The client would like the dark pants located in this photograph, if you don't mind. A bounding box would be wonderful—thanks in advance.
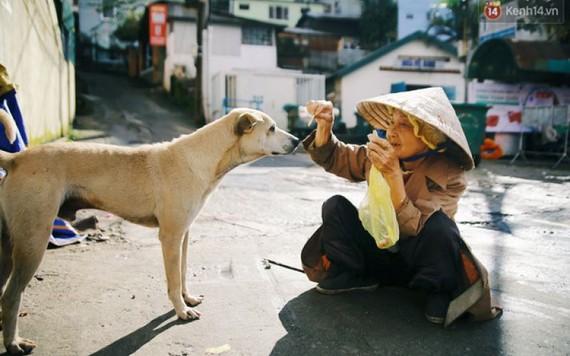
[319,195,462,294]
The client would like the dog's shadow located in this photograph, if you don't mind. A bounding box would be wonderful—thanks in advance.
[89,310,186,356]
[270,287,504,355]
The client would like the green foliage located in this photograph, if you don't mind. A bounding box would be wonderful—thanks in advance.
[90,0,147,16]
[516,0,570,43]
[430,0,569,45]
[113,12,142,43]
[88,0,148,43]
[359,0,398,50]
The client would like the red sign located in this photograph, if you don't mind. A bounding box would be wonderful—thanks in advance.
[484,1,502,21]
[149,4,167,46]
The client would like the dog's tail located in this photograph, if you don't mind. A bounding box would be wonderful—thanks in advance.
[0,109,17,145]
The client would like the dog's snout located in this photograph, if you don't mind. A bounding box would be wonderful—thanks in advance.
[291,136,300,147]
[283,136,300,154]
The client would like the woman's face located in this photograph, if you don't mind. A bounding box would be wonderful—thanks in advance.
[386,110,429,159]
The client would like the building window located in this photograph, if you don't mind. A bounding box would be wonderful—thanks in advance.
[269,6,288,20]
[239,3,250,10]
[242,25,273,46]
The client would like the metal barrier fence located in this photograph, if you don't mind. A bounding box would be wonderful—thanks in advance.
[511,105,569,168]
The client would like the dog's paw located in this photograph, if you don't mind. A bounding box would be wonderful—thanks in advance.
[176,306,202,321]
[184,294,204,307]
[6,337,37,355]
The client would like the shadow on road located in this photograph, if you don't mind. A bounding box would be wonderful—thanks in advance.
[270,287,504,355]
[89,310,186,356]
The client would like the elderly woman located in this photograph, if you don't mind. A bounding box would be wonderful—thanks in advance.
[301,87,501,326]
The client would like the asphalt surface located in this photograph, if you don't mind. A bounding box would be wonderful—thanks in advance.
[8,71,570,356]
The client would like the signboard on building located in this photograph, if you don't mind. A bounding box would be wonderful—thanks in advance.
[149,4,167,46]
[468,82,570,132]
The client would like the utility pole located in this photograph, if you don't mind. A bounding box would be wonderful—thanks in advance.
[462,0,470,103]
[194,0,208,126]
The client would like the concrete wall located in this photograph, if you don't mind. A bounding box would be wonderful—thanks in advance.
[202,22,279,121]
[211,69,324,129]
[340,40,464,128]
[0,0,75,145]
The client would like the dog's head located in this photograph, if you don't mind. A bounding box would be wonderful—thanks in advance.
[231,108,299,160]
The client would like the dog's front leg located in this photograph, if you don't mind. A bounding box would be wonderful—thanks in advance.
[181,230,204,307]
[159,229,202,320]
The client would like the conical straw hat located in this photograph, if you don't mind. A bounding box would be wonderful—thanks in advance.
[356,87,474,170]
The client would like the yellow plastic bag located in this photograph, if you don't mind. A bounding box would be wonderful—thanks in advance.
[358,166,399,249]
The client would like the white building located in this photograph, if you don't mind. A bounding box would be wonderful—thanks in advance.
[398,0,438,40]
[156,5,324,129]
[228,0,362,28]
[331,31,464,128]
[229,0,327,28]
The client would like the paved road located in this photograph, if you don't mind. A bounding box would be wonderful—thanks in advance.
[12,72,570,356]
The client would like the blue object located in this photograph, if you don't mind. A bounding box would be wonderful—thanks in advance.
[401,142,451,162]
[0,90,27,153]
[376,129,387,139]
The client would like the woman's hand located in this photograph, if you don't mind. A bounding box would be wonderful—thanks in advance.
[366,132,400,177]
[306,100,334,147]
[367,132,407,210]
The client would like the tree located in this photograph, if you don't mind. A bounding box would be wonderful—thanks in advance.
[359,0,398,50]
[91,0,148,16]
[430,0,570,45]
[427,0,480,46]
[113,11,142,44]
[86,0,148,44]
[516,0,570,43]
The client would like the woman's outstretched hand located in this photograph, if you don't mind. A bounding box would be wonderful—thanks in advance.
[306,100,334,147]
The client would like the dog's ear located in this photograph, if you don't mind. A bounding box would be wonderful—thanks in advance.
[236,112,263,135]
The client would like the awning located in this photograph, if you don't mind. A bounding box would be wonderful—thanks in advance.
[467,39,570,85]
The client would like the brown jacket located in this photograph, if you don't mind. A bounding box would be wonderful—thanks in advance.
[302,131,501,326]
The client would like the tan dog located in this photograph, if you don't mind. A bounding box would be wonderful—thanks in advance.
[0,108,299,354]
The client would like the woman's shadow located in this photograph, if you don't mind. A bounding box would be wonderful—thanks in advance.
[270,286,503,355]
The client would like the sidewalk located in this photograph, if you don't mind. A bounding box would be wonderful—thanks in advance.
[15,72,570,355]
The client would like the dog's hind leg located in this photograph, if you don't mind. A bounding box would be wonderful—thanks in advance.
[181,230,203,307]
[0,225,13,296]
[159,227,202,320]
[1,230,49,354]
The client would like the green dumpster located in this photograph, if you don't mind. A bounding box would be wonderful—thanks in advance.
[452,103,490,167]
[282,103,300,133]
